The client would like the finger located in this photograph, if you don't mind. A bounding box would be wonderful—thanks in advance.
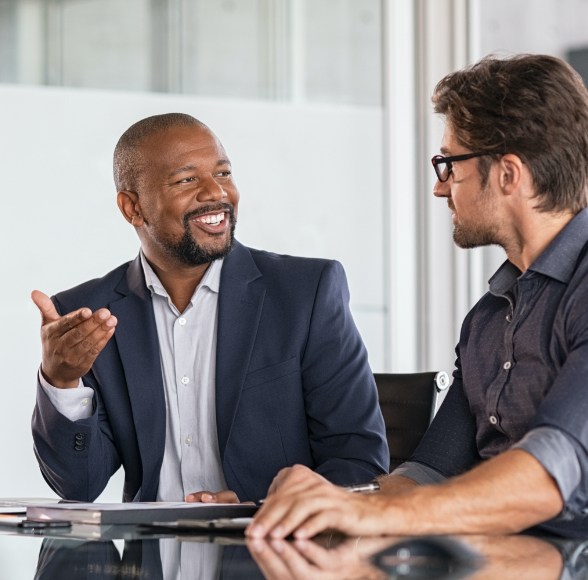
[70,323,117,368]
[185,491,214,503]
[247,495,294,538]
[55,310,116,352]
[40,306,96,345]
[42,321,116,386]
[269,493,346,539]
[293,539,341,569]
[248,474,336,538]
[267,467,294,496]
[247,539,294,580]
[212,490,240,503]
[271,540,320,578]
[31,290,61,324]
[293,509,340,540]
[185,490,240,503]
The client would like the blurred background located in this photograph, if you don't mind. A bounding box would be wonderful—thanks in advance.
[1,0,588,507]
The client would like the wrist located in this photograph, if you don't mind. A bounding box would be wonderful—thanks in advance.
[40,367,79,389]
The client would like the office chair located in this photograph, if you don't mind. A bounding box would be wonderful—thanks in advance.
[374,371,450,470]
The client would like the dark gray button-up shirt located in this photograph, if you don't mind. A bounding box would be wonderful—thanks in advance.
[398,208,588,530]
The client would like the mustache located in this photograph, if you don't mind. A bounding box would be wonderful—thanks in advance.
[184,203,235,225]
[448,200,455,212]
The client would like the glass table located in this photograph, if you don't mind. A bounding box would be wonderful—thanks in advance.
[0,523,586,579]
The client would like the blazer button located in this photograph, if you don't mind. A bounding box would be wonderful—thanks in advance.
[74,444,85,451]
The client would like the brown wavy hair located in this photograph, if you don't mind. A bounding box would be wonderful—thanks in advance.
[432,54,588,213]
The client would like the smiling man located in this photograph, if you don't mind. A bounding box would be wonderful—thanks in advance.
[248,54,588,539]
[31,113,388,504]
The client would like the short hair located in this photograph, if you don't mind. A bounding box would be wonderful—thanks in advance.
[113,113,208,192]
[432,54,588,213]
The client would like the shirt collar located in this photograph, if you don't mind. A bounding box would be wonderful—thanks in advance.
[139,250,223,300]
[488,208,588,295]
[527,208,588,283]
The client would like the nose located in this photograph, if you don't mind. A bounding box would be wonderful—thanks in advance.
[197,175,227,202]
[433,178,450,198]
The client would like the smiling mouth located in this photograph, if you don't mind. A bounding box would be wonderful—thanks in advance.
[194,211,225,226]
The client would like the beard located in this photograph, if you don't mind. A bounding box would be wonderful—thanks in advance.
[452,220,501,249]
[450,184,501,249]
[163,203,237,266]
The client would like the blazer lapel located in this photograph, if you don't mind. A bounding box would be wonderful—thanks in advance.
[110,256,166,500]
[216,242,265,458]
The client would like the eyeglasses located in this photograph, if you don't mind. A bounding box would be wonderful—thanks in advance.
[431,152,496,182]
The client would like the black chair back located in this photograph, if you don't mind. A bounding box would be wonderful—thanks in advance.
[374,371,450,470]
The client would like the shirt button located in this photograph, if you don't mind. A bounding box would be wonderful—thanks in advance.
[181,376,190,385]
[81,398,89,406]
[178,317,187,326]
[503,361,512,370]
[489,415,498,425]
[185,435,192,446]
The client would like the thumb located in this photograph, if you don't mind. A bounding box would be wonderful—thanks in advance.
[31,290,60,325]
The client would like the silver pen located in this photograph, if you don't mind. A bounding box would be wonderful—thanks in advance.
[343,481,381,494]
[257,481,380,505]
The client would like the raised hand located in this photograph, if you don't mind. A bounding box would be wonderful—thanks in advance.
[31,290,117,388]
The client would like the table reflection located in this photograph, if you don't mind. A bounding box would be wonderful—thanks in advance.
[28,530,588,580]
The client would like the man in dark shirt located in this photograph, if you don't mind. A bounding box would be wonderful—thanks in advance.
[247,53,588,538]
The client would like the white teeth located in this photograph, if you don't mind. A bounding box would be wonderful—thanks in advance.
[197,212,225,225]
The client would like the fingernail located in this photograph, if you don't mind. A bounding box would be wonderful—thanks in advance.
[294,528,309,539]
[247,524,264,538]
[202,494,215,502]
[270,526,285,538]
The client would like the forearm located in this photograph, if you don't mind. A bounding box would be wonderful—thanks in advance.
[386,449,563,535]
[376,473,419,495]
[32,383,118,501]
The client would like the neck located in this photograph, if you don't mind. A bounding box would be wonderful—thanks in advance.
[503,210,575,271]
[144,253,210,312]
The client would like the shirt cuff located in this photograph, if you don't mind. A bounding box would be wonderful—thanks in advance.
[513,426,581,501]
[392,461,447,485]
[38,369,94,422]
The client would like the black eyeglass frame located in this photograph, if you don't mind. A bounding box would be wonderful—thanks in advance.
[431,152,497,182]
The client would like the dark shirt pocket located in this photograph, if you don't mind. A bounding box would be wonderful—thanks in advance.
[242,357,299,390]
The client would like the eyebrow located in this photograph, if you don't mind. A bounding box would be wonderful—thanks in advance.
[439,147,450,155]
[168,159,231,178]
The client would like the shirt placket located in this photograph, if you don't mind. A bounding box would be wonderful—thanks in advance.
[487,279,537,431]
[485,289,518,431]
[174,308,198,496]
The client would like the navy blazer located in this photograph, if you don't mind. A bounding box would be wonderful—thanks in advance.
[32,242,388,502]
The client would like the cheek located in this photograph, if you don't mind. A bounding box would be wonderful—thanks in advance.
[229,191,240,213]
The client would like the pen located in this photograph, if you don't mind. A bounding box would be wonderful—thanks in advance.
[258,481,380,504]
[343,481,381,494]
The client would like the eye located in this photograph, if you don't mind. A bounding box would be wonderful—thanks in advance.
[216,170,232,178]
[177,176,197,184]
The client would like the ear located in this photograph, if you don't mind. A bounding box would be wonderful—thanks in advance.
[117,190,144,226]
[497,153,524,195]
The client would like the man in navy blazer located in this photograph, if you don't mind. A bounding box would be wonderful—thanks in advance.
[31,113,388,503]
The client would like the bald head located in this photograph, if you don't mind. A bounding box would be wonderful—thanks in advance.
[113,113,208,192]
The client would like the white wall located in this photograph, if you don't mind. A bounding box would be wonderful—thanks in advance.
[0,84,385,501]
